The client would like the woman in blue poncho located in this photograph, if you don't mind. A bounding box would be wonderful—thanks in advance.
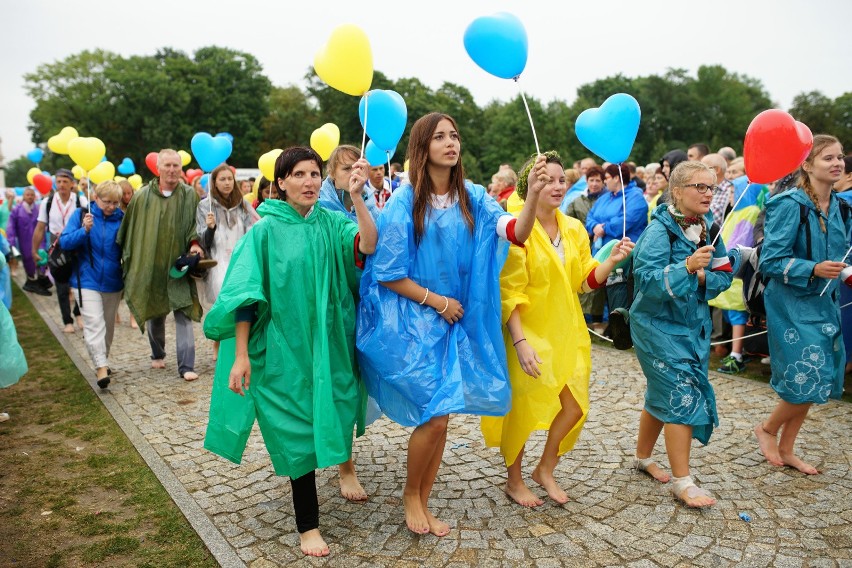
[357,112,545,536]
[630,161,736,508]
[754,135,850,475]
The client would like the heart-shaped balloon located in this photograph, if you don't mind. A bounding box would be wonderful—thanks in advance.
[33,174,53,196]
[178,149,192,167]
[128,174,143,190]
[310,124,340,161]
[365,140,395,167]
[191,132,233,172]
[359,90,407,152]
[113,176,126,182]
[47,126,79,155]
[313,24,373,96]
[215,132,234,143]
[145,152,160,176]
[117,157,135,175]
[27,148,44,164]
[575,93,641,164]
[464,12,528,80]
[26,167,41,185]
[185,168,203,183]
[258,149,284,181]
[68,137,106,171]
[89,161,116,184]
[200,174,211,190]
[743,110,813,184]
[72,165,85,180]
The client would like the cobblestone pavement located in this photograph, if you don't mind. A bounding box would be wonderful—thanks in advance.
[21,282,852,567]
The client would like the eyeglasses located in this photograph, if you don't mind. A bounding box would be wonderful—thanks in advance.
[682,183,718,194]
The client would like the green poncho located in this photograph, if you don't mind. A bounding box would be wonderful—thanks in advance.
[116,180,201,328]
[203,200,366,479]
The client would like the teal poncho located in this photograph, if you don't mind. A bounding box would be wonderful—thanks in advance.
[203,200,366,479]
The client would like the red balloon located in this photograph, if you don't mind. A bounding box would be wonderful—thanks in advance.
[743,110,813,184]
[186,168,203,183]
[33,174,53,195]
[145,152,160,176]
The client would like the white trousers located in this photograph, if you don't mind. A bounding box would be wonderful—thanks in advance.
[80,289,122,369]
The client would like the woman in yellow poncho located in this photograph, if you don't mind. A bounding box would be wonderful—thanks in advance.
[481,152,634,507]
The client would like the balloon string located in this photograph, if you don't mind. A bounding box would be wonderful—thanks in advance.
[819,243,852,297]
[360,94,369,159]
[516,81,541,156]
[711,179,750,247]
[617,165,626,240]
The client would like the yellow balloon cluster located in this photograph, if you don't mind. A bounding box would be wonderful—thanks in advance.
[89,161,115,184]
[310,124,340,161]
[128,174,143,190]
[68,137,106,171]
[72,165,86,180]
[313,24,373,96]
[258,149,283,181]
[47,126,79,155]
[178,149,192,167]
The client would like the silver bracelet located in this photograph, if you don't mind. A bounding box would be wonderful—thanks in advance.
[436,296,449,314]
[419,288,429,305]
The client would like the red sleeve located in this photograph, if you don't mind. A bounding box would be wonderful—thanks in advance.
[353,233,366,270]
[586,269,604,289]
[505,218,523,247]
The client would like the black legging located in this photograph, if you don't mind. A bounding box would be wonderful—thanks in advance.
[290,470,318,533]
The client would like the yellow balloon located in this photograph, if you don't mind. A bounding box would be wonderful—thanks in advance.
[310,124,340,161]
[89,161,116,184]
[68,137,106,171]
[313,24,373,96]
[128,174,143,190]
[26,167,42,185]
[113,176,127,182]
[72,165,86,180]
[47,126,79,155]
[258,149,283,181]
[178,150,192,167]
[403,159,409,172]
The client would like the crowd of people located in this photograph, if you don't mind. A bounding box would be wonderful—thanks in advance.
[1,115,850,558]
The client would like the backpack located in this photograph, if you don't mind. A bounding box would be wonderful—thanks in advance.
[741,200,851,320]
[47,206,92,306]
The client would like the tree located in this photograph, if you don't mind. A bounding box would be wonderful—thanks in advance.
[261,86,314,151]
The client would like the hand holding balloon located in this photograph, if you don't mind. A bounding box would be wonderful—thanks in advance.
[82,213,94,233]
[813,261,846,280]
[607,238,635,264]
[348,158,370,197]
[206,212,216,229]
[687,245,715,271]
[526,154,550,197]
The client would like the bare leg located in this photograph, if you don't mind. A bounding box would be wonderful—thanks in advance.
[755,400,808,467]
[404,415,447,535]
[420,418,450,536]
[532,386,582,504]
[635,409,670,482]
[298,529,329,557]
[213,340,220,362]
[505,446,543,507]
[338,457,368,501]
[664,423,715,507]
[777,403,818,474]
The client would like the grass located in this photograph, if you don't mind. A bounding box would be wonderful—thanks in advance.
[0,285,217,567]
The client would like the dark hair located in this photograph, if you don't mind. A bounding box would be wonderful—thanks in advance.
[688,143,710,158]
[585,165,604,181]
[255,177,275,205]
[844,155,852,174]
[210,164,243,209]
[604,163,631,182]
[407,113,473,244]
[274,147,324,199]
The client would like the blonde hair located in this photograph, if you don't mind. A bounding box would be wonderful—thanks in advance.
[494,169,518,186]
[669,161,717,241]
[565,168,580,185]
[799,134,843,232]
[95,180,122,201]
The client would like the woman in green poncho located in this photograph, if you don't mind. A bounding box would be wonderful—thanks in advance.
[203,147,377,557]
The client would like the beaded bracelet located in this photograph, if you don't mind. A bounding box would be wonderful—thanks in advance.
[685,256,697,275]
[419,288,430,305]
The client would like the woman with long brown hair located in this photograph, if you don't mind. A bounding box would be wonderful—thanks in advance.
[357,112,545,536]
[754,134,850,474]
[195,163,259,361]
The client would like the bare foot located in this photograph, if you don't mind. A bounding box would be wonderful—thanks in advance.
[779,451,819,475]
[674,484,716,508]
[298,529,330,557]
[130,317,138,330]
[339,470,368,502]
[151,359,166,369]
[504,480,544,507]
[403,491,429,534]
[639,461,671,483]
[76,317,84,330]
[754,423,783,466]
[424,509,450,537]
[531,465,569,504]
[63,324,75,334]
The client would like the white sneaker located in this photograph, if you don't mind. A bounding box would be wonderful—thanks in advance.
[760,356,770,365]
[0,412,9,422]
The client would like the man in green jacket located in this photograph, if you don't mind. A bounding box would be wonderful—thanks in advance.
[117,149,203,381]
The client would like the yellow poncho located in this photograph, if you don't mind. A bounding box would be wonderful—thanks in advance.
[481,212,598,466]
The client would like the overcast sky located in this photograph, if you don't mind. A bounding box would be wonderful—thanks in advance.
[1,0,848,164]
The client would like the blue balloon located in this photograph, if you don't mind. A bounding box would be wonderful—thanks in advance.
[215,132,234,143]
[191,132,233,172]
[365,140,395,167]
[15,187,24,196]
[200,173,211,190]
[117,157,136,175]
[463,12,528,80]
[27,148,44,164]
[359,90,407,152]
[575,93,641,164]
[101,155,108,162]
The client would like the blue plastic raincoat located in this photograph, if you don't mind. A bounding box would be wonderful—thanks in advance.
[630,204,737,444]
[584,181,648,243]
[356,182,512,427]
[0,254,26,387]
[761,189,852,404]
[318,176,381,222]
